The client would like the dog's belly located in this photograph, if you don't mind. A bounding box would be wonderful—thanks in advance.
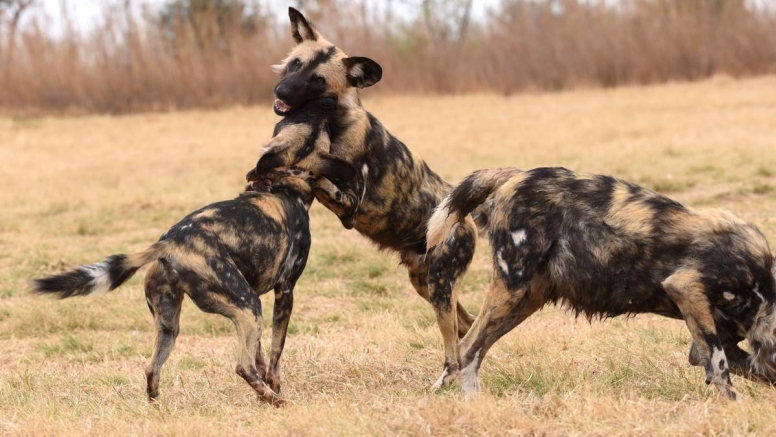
[552,274,683,320]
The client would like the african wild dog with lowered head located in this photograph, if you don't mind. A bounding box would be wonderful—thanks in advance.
[426,166,776,400]
[269,7,478,387]
[32,98,357,406]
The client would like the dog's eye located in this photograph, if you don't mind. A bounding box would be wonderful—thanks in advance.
[288,58,301,72]
[315,76,326,85]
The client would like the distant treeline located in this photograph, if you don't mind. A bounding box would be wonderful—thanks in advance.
[1,0,775,115]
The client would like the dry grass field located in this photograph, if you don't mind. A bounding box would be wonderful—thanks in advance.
[1,76,776,436]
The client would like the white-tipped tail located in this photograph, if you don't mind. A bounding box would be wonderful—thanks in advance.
[33,242,169,299]
[78,261,112,296]
[427,196,460,250]
[748,298,776,380]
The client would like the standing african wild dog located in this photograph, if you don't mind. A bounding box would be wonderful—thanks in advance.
[32,97,357,406]
[270,7,478,387]
[426,166,776,400]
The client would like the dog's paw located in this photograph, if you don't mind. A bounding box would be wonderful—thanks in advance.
[264,373,281,394]
[269,396,288,408]
[430,367,459,392]
[723,388,739,401]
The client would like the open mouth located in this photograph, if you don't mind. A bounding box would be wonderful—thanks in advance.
[274,99,292,115]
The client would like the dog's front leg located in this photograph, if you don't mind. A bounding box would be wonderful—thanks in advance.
[311,177,361,229]
[664,271,739,400]
[256,339,268,380]
[265,285,294,394]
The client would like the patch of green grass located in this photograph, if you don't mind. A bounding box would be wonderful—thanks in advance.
[97,374,131,387]
[753,184,774,195]
[176,356,207,371]
[642,176,696,194]
[357,298,395,313]
[485,360,583,398]
[755,166,774,177]
[350,277,390,297]
[408,341,426,350]
[57,305,106,331]
[598,355,703,401]
[287,322,300,335]
[689,163,724,177]
[364,261,389,279]
[460,268,492,293]
[109,341,139,358]
[185,316,234,336]
[403,311,436,330]
[37,335,94,358]
[663,147,682,158]
[12,117,44,129]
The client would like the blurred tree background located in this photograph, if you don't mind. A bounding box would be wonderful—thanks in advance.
[0,0,774,114]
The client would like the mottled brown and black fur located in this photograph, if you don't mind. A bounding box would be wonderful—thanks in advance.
[269,8,478,384]
[32,98,357,406]
[427,166,776,400]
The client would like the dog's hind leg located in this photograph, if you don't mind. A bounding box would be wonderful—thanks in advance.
[457,275,543,399]
[719,329,755,378]
[265,284,294,394]
[184,262,283,406]
[231,304,283,406]
[690,338,749,375]
[256,339,268,381]
[406,257,474,338]
[423,218,479,391]
[144,263,184,402]
[663,269,738,400]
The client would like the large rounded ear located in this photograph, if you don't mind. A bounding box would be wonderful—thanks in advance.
[288,7,318,43]
[313,153,357,183]
[343,57,383,88]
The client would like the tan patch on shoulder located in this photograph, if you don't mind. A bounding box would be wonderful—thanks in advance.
[247,196,286,223]
[192,208,218,220]
[333,109,370,160]
[605,183,654,239]
[313,130,331,153]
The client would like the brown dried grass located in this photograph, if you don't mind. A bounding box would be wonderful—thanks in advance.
[1,0,776,115]
[1,76,776,435]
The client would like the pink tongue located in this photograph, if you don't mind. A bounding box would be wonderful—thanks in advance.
[275,99,290,112]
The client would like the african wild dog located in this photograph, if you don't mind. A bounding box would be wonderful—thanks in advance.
[269,7,479,386]
[426,166,776,400]
[32,98,357,406]
[247,96,364,220]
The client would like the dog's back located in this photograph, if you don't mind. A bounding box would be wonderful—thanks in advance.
[156,186,312,295]
[483,167,775,320]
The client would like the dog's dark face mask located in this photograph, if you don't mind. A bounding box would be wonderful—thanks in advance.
[271,7,383,116]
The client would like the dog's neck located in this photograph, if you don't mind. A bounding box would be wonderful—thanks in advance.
[269,177,315,210]
[338,88,362,112]
[331,92,371,157]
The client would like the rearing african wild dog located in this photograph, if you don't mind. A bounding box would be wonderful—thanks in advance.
[32,97,357,405]
[427,166,776,400]
[271,6,477,385]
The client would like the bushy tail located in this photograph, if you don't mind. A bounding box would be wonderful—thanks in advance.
[748,261,776,381]
[427,167,521,250]
[32,241,170,298]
